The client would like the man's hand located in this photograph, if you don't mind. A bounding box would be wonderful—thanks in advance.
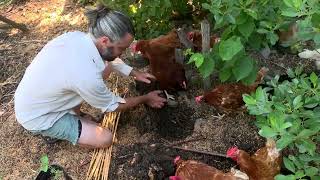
[131,70,156,84]
[145,90,167,108]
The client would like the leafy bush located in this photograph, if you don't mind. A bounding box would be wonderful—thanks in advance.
[243,68,320,179]
[101,0,206,39]
[188,0,320,84]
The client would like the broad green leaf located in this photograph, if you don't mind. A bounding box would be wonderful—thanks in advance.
[288,155,304,169]
[294,170,305,179]
[255,86,267,103]
[281,8,298,17]
[195,58,204,68]
[313,34,320,47]
[309,72,318,87]
[296,142,308,153]
[184,48,193,56]
[236,12,248,25]
[219,36,244,61]
[311,13,320,27]
[257,28,269,34]
[311,176,320,180]
[248,33,262,49]
[188,53,204,68]
[245,0,254,6]
[297,129,317,139]
[260,21,273,29]
[293,95,302,109]
[226,14,236,24]
[221,26,235,40]
[199,57,215,78]
[243,94,256,105]
[284,157,296,172]
[259,126,277,138]
[274,102,287,112]
[40,155,49,172]
[292,0,303,9]
[275,174,296,180]
[287,68,295,78]
[301,140,316,155]
[305,166,318,177]
[241,63,258,85]
[219,67,232,82]
[298,154,320,162]
[214,14,225,29]
[232,56,254,81]
[280,122,293,130]
[277,134,295,149]
[266,32,279,45]
[283,0,295,8]
[244,9,258,19]
[163,0,171,8]
[238,18,255,38]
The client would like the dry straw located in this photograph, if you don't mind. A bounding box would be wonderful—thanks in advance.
[86,77,122,180]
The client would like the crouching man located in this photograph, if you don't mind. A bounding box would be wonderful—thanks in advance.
[14,6,166,148]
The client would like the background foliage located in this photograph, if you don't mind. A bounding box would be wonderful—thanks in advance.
[244,68,320,179]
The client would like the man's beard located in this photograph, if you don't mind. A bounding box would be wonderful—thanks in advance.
[100,47,117,61]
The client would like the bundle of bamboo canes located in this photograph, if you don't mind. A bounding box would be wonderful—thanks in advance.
[86,79,123,180]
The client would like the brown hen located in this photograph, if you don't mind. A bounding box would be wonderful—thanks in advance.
[132,29,182,61]
[170,156,249,180]
[131,29,187,91]
[195,67,268,113]
[227,139,282,180]
[187,31,220,52]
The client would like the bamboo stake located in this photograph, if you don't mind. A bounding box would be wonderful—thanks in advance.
[86,76,124,180]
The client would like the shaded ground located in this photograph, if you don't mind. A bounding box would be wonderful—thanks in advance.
[0,1,318,180]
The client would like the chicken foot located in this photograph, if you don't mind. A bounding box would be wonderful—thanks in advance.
[212,113,225,120]
[164,90,175,100]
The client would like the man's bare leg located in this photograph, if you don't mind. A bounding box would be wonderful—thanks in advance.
[77,117,113,148]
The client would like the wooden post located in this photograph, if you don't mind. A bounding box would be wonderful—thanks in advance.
[175,28,194,64]
[0,15,29,32]
[201,20,211,90]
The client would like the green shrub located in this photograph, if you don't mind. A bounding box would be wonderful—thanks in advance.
[243,68,320,179]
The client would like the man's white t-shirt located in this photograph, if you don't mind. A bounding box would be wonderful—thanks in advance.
[14,31,132,131]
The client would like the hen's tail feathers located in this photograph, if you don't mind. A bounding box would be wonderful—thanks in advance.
[266,138,281,159]
[231,168,249,180]
[253,67,269,86]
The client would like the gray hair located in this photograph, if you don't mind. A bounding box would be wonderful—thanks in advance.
[85,5,135,42]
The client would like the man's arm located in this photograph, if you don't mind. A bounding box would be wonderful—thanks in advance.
[108,58,133,77]
[114,96,147,112]
[115,91,166,111]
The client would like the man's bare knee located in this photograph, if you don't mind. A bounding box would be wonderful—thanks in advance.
[96,130,112,148]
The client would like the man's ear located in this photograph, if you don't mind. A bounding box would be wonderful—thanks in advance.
[98,36,111,47]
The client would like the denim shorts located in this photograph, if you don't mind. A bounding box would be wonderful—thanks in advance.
[32,113,82,145]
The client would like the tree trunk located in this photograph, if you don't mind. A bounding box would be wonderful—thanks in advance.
[0,15,29,32]
[201,20,211,90]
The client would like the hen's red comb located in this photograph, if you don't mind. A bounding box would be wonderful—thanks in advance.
[130,42,137,53]
[187,32,194,40]
[174,156,181,165]
[227,147,239,156]
[169,176,182,180]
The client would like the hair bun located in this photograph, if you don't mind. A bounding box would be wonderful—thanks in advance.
[85,4,112,27]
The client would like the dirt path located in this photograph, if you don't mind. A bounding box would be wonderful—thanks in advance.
[0,1,92,179]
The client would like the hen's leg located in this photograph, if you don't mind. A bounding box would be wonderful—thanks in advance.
[212,113,226,120]
[164,90,175,100]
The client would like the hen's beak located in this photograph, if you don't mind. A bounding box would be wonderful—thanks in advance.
[130,42,141,55]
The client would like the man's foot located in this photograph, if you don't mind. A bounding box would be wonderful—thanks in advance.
[41,136,61,144]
